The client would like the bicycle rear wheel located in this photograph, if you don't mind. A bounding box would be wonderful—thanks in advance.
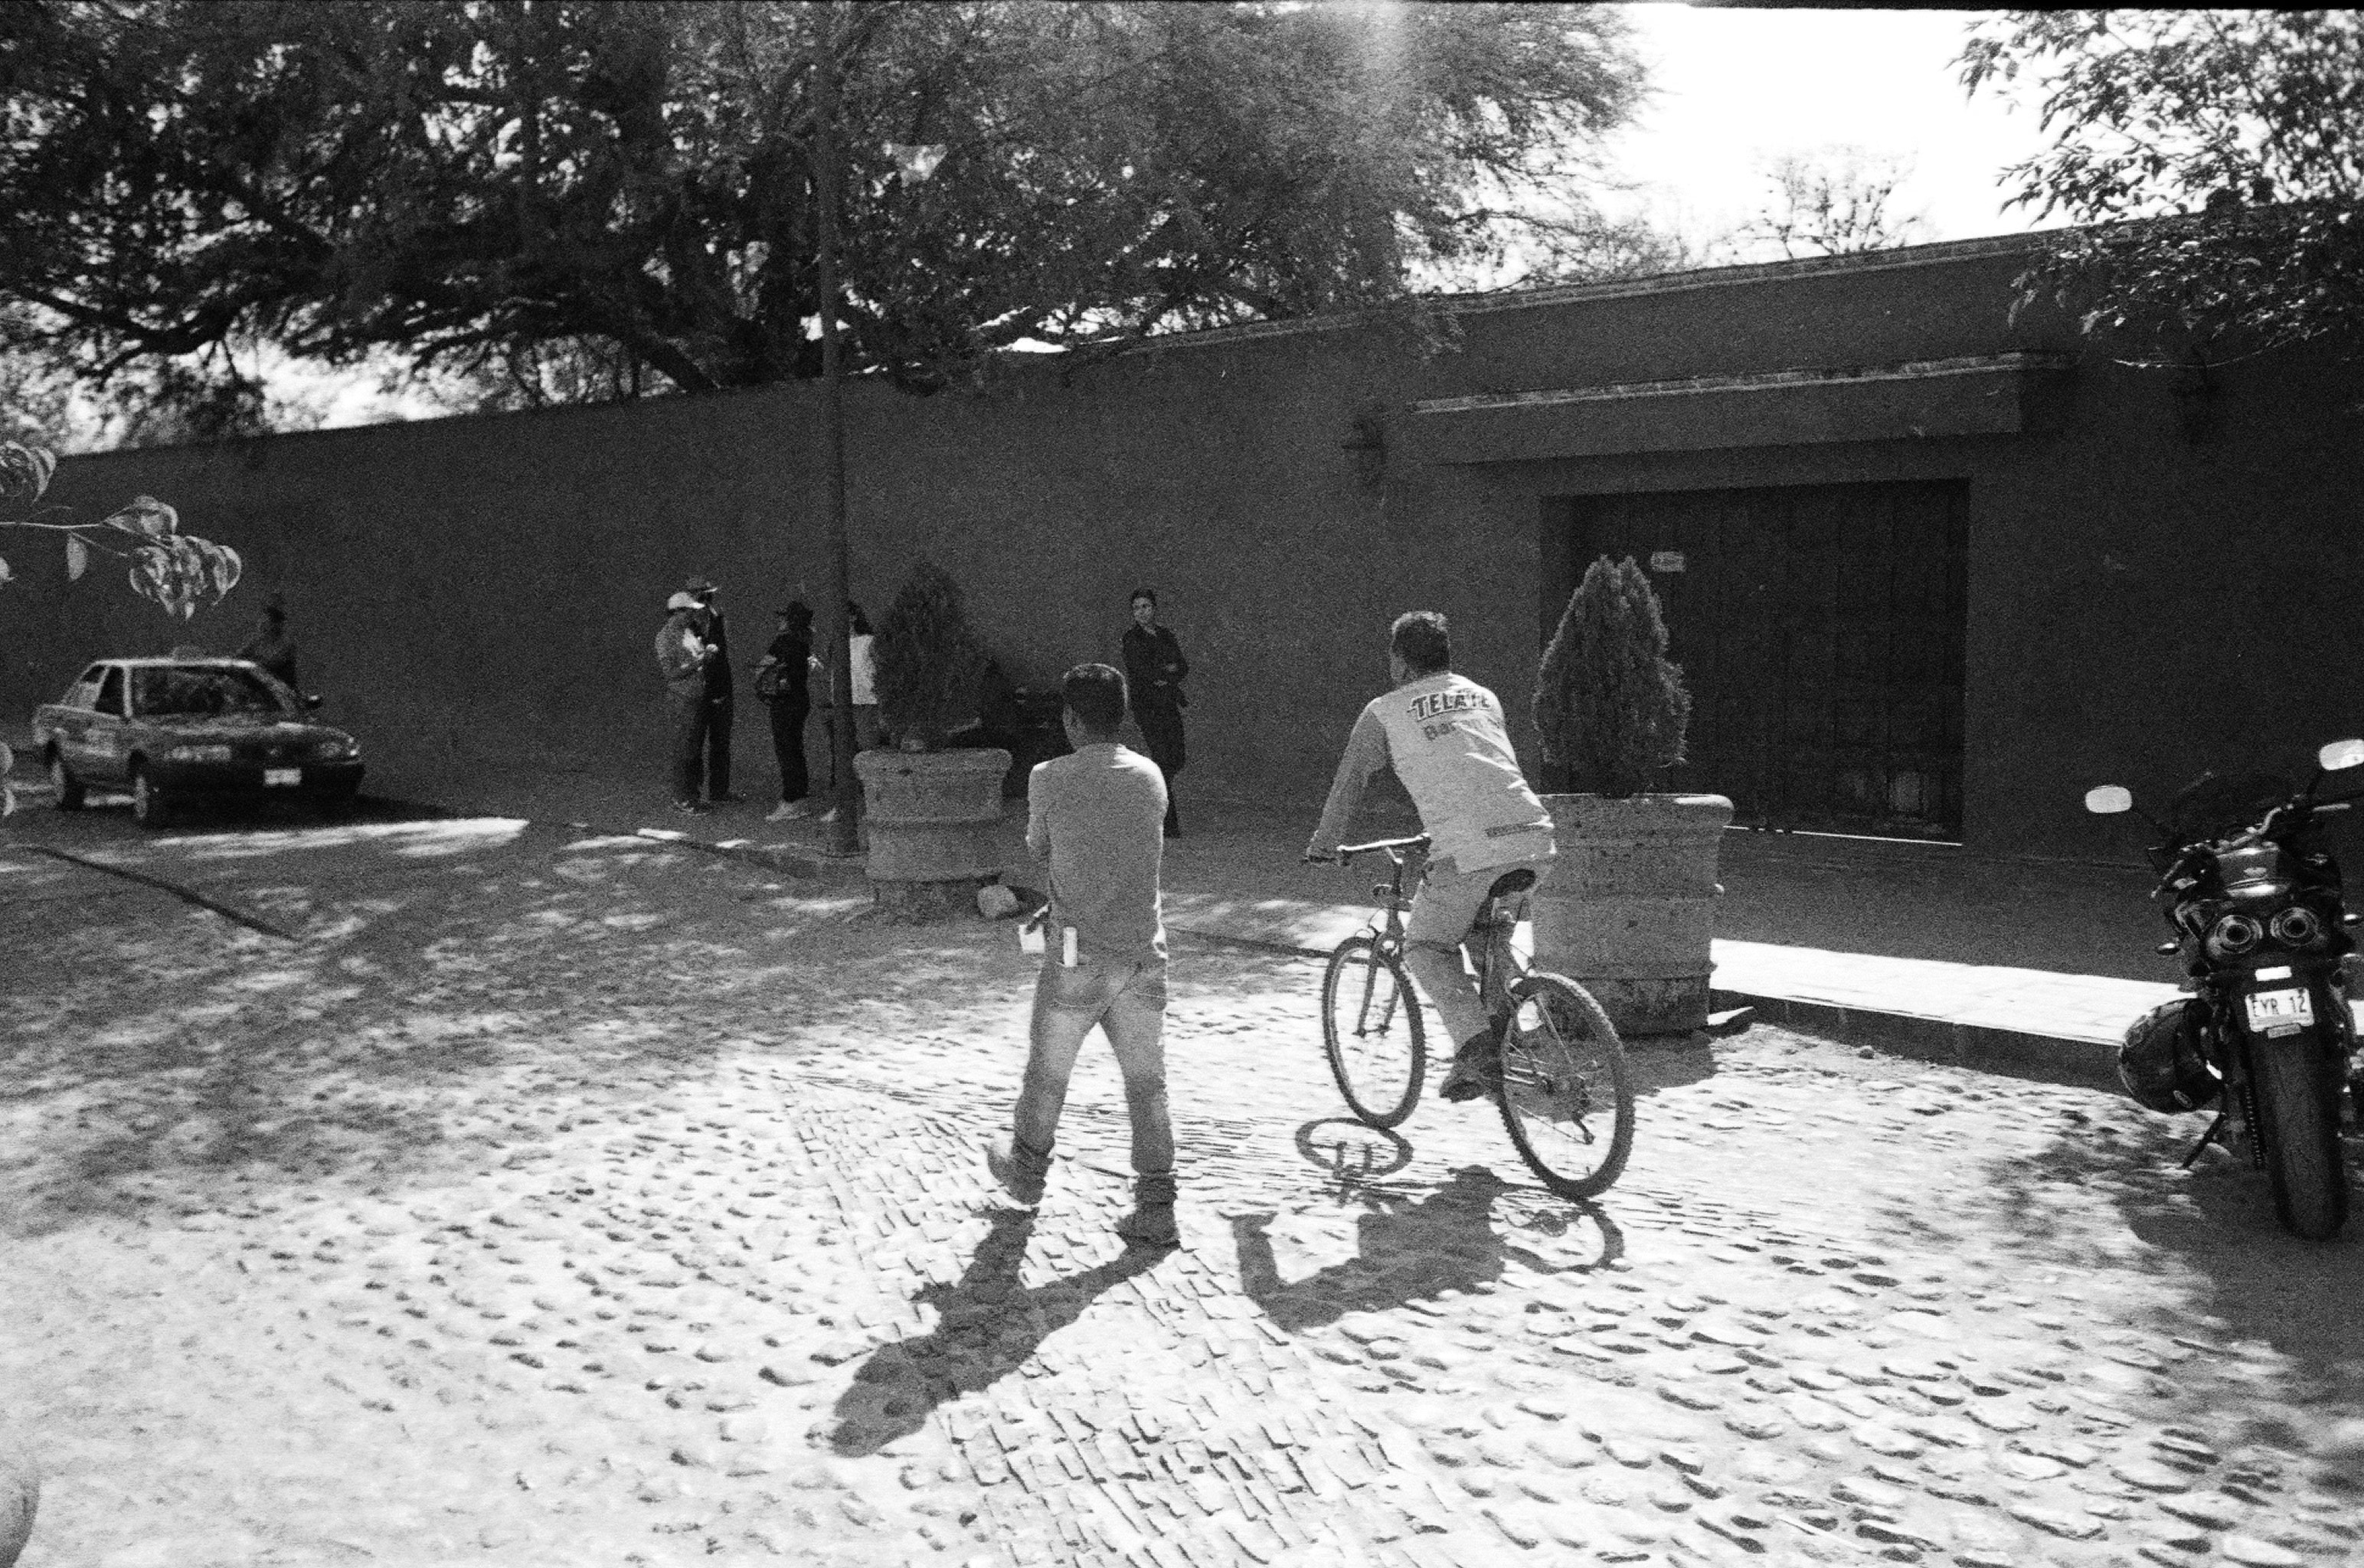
[1495,972,1634,1200]
[1321,936,1427,1129]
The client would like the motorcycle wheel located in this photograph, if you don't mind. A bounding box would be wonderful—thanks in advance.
[2248,1035,2350,1242]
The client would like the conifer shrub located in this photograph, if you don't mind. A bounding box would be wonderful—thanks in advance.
[872,557,987,751]
[1533,554,1692,799]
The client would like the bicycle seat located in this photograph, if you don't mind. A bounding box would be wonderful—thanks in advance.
[1486,868,1538,900]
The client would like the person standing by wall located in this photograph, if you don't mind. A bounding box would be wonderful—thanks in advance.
[986,662,1179,1248]
[655,590,716,813]
[1121,587,1189,838]
[237,596,301,692]
[687,577,741,802]
[821,601,876,826]
[757,601,821,821]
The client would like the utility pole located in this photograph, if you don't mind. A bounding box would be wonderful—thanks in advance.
[813,4,860,855]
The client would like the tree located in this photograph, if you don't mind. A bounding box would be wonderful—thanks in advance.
[0,435,243,616]
[0,1,1650,423]
[1737,147,1930,261]
[1532,555,1690,799]
[1960,11,2364,355]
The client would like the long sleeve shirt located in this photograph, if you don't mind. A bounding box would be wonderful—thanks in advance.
[1310,671,1554,873]
[1122,624,1189,716]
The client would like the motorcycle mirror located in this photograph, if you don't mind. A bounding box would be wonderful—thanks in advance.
[2084,786,2135,815]
[2318,738,2364,773]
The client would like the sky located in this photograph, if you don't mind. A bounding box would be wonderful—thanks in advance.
[73,4,2079,438]
[1599,5,2061,256]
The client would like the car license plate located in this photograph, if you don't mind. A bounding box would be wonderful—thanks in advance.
[2245,985,2314,1036]
[263,767,302,787]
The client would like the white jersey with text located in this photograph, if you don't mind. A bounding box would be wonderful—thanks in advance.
[1312,670,1554,873]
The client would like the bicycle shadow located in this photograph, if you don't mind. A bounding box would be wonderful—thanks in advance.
[1231,1148,1624,1333]
[826,1208,1170,1455]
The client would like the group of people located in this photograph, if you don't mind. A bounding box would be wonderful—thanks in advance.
[989,607,1557,1249]
[653,580,1195,835]
[653,580,880,818]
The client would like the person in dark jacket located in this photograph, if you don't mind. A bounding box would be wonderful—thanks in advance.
[237,598,301,692]
[758,602,821,820]
[686,577,741,802]
[1120,587,1189,837]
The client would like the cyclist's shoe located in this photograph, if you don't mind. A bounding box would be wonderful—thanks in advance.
[1439,1031,1503,1102]
[985,1133,1052,1208]
[1117,1171,1180,1248]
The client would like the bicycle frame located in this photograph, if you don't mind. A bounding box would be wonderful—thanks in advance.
[1352,836,1531,1015]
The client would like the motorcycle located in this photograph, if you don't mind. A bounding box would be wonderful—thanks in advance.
[2087,737,2364,1240]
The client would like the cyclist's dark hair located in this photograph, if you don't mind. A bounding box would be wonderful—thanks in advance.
[1129,587,1156,609]
[1062,662,1128,733]
[1390,611,1450,674]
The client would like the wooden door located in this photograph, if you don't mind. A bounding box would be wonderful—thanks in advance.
[1542,481,1967,839]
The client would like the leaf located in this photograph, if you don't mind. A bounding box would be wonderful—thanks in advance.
[205,543,242,599]
[66,533,88,582]
[101,495,180,538]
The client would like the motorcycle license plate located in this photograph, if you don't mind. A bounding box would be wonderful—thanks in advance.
[263,767,301,787]
[2244,986,2314,1036]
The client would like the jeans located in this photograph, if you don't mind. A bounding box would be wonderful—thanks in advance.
[666,691,710,805]
[1402,851,1556,1049]
[1012,956,1172,1178]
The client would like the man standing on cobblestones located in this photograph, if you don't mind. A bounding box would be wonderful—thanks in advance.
[987,662,1179,1248]
[1307,610,1557,1102]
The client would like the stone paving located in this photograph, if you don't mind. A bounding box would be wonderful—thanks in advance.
[2,814,2362,1567]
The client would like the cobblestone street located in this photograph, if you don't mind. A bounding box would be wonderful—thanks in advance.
[2,816,2360,1568]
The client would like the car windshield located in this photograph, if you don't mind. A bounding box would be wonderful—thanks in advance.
[132,666,289,720]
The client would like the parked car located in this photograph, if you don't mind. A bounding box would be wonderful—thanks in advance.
[31,657,364,828]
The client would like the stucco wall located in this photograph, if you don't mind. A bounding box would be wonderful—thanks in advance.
[9,237,2361,861]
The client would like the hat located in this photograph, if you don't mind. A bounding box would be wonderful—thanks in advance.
[665,591,701,611]
[682,577,719,596]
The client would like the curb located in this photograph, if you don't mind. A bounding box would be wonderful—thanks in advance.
[1710,988,2122,1093]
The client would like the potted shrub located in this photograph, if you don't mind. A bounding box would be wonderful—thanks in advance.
[1530,554,1732,1035]
[854,558,1012,919]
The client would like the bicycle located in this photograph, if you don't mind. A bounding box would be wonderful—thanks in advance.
[1308,834,1636,1200]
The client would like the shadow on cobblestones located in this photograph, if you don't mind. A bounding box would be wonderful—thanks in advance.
[826,1209,1170,1456]
[1899,1104,2364,1420]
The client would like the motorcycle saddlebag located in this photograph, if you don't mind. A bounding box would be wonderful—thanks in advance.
[2118,998,2217,1112]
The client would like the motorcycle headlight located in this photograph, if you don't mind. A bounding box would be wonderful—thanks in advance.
[2205,913,2264,958]
[166,743,232,763]
[311,737,359,761]
[2270,906,2325,949]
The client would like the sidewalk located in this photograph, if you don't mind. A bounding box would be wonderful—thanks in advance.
[2,745,2202,1086]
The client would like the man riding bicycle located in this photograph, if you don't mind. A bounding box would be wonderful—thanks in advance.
[1305,611,1557,1102]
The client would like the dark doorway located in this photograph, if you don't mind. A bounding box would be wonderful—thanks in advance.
[1542,481,1968,840]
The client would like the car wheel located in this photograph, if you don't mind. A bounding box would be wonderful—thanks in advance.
[129,764,170,828]
[47,749,85,812]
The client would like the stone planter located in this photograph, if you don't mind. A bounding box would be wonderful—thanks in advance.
[855,746,1013,920]
[1532,792,1733,1037]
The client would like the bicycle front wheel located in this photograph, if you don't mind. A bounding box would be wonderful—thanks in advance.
[1320,937,1427,1129]
[1496,972,1634,1200]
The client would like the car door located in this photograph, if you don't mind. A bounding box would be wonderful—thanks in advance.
[85,665,131,785]
[46,665,107,773]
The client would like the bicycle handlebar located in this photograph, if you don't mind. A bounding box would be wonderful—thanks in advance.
[1317,835,1430,863]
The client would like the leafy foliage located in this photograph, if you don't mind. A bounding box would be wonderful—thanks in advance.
[0,1,1649,420]
[1960,11,2364,354]
[0,436,240,617]
[871,557,986,752]
[1532,555,1690,800]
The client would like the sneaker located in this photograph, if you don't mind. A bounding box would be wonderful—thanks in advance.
[1438,1030,1502,1103]
[1117,1172,1180,1248]
[672,800,707,815]
[985,1134,1051,1207]
[818,807,841,824]
[765,800,814,822]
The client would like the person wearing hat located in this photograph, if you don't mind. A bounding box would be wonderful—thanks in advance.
[656,589,718,813]
[685,577,742,803]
